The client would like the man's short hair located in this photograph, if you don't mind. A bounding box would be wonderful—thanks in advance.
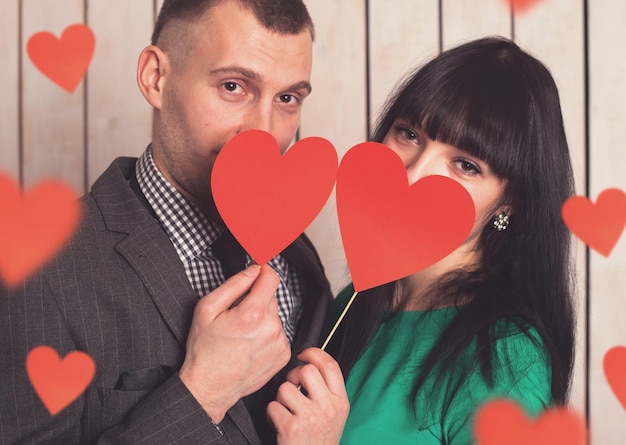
[151,0,315,45]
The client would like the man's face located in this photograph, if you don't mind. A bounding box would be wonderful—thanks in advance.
[151,1,313,217]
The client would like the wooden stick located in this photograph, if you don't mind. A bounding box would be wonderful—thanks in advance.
[320,290,359,351]
[296,290,359,392]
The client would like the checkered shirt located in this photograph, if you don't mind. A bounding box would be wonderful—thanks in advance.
[135,146,303,342]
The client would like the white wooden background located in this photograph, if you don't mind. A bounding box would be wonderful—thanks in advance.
[1,0,625,443]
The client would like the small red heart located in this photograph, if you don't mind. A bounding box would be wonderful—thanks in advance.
[26,24,95,93]
[26,346,96,416]
[212,130,338,264]
[336,142,475,291]
[603,346,626,411]
[503,0,543,13]
[475,399,587,445]
[0,173,81,287]
[562,188,626,257]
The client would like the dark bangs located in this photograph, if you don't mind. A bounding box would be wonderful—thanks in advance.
[372,39,535,181]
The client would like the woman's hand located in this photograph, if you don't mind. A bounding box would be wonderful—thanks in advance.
[267,348,350,445]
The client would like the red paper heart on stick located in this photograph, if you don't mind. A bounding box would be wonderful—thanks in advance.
[562,188,626,257]
[603,346,626,411]
[0,173,81,287]
[26,24,95,93]
[336,142,475,291]
[26,346,96,415]
[212,130,338,264]
[474,399,587,445]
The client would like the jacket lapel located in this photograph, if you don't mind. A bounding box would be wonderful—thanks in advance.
[92,157,198,346]
[115,230,197,345]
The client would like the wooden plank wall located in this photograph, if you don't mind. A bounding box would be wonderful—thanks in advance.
[587,1,626,443]
[1,1,625,442]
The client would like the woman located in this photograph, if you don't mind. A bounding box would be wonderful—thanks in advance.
[268,36,576,445]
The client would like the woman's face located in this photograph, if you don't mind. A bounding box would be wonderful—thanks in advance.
[382,119,507,265]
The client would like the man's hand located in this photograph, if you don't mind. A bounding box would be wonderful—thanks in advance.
[179,264,290,423]
[267,348,350,445]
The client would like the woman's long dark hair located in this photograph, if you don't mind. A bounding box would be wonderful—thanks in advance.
[325,37,575,407]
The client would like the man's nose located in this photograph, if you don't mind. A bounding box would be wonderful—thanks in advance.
[238,103,273,135]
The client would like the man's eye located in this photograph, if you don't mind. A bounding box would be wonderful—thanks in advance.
[278,94,298,105]
[223,82,243,93]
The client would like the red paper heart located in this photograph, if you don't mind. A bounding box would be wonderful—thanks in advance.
[562,188,626,257]
[212,130,337,264]
[503,0,543,13]
[475,399,587,445]
[0,173,81,287]
[26,346,95,415]
[336,142,475,291]
[26,24,95,93]
[603,346,626,411]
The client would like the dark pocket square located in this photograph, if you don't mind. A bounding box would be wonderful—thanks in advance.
[114,364,176,391]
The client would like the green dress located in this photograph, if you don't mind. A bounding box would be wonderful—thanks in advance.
[330,286,552,445]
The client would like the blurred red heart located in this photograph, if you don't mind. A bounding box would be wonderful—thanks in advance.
[212,130,337,264]
[604,346,626,411]
[504,0,542,13]
[475,399,587,445]
[336,142,475,291]
[0,173,81,287]
[562,188,626,257]
[26,346,95,416]
[27,23,95,93]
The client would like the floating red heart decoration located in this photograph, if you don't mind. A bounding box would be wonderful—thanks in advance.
[504,0,543,13]
[212,130,337,264]
[603,346,626,411]
[336,142,475,291]
[26,346,96,416]
[0,173,81,287]
[26,23,95,93]
[474,399,587,445]
[562,188,626,257]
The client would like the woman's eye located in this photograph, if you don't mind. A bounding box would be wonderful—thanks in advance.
[454,158,481,176]
[395,125,419,143]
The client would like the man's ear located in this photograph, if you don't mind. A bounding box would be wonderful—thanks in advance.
[137,45,169,110]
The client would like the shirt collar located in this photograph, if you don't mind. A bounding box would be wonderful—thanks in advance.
[135,145,224,262]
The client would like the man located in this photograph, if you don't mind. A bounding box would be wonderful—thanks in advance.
[0,0,336,443]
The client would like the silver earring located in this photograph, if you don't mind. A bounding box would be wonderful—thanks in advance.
[493,213,510,231]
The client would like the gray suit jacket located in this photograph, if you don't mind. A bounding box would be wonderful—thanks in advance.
[0,157,333,444]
